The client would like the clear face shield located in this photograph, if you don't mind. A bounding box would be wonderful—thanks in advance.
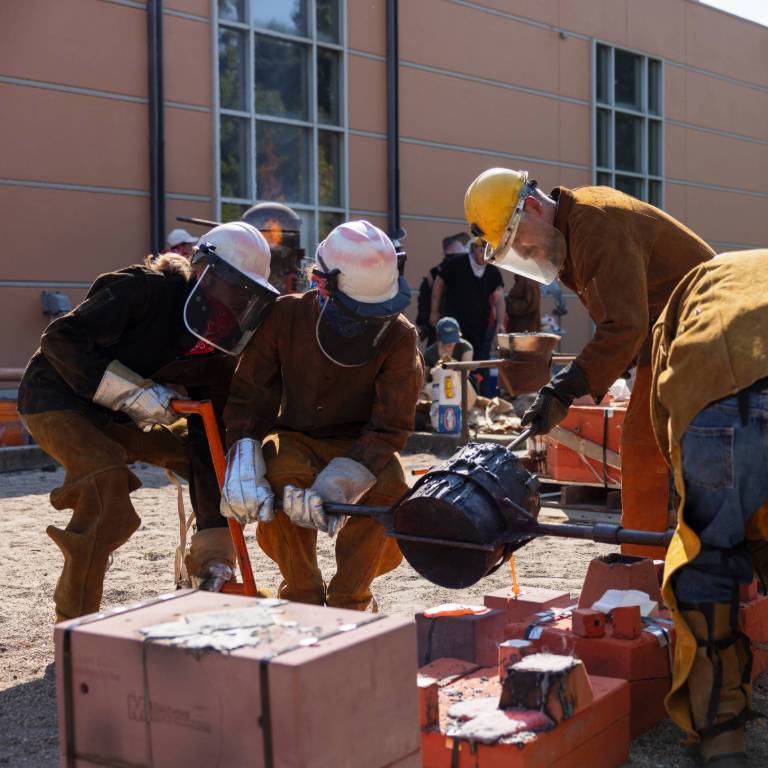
[184,255,279,355]
[485,210,567,285]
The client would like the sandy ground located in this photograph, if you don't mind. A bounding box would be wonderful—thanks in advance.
[1,457,766,766]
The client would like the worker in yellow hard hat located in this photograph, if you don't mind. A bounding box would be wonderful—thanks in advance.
[465,168,714,558]
[652,250,768,768]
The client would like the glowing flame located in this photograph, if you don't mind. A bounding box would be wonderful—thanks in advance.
[261,218,284,249]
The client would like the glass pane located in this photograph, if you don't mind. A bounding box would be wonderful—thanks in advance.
[648,59,662,116]
[254,35,309,120]
[615,175,643,200]
[221,202,248,222]
[597,171,612,187]
[256,121,310,203]
[596,108,610,168]
[648,180,662,209]
[219,29,246,111]
[318,130,341,207]
[615,113,642,173]
[317,48,340,125]
[319,212,342,242]
[218,0,244,22]
[614,49,642,111]
[252,0,307,36]
[220,116,248,199]
[316,0,339,43]
[648,120,662,177]
[596,44,610,105]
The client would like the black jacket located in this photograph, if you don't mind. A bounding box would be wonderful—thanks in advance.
[19,264,237,527]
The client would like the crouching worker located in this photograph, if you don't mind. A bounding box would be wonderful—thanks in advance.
[652,251,768,767]
[222,220,424,611]
[18,223,278,621]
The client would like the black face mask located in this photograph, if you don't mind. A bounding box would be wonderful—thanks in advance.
[315,293,396,367]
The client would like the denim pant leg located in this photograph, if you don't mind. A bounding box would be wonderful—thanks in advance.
[673,390,768,604]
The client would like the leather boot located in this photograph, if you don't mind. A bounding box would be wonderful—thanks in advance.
[681,604,749,768]
[48,468,142,621]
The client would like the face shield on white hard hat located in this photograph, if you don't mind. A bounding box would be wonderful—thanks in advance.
[311,220,412,367]
[484,178,567,285]
[185,222,279,355]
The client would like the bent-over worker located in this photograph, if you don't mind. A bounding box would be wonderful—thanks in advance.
[652,251,768,768]
[18,223,278,621]
[221,220,424,611]
[465,169,714,557]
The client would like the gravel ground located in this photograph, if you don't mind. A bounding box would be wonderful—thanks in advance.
[1,458,766,766]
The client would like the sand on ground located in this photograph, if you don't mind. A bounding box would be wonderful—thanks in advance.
[1,457,766,766]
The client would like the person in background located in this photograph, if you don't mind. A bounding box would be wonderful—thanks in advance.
[166,229,198,258]
[416,232,471,346]
[431,237,506,368]
[505,274,541,333]
[423,317,473,382]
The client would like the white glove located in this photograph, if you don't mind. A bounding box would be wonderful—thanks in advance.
[220,439,274,524]
[93,360,188,431]
[283,457,376,538]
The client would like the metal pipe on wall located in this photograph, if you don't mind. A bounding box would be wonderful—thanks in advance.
[147,0,166,257]
[386,0,400,233]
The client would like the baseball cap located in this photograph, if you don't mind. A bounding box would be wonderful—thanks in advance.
[436,317,461,344]
[167,229,197,248]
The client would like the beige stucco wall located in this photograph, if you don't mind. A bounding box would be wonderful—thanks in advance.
[347,0,768,356]
[0,0,213,375]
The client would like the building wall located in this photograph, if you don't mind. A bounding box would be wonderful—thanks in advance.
[0,0,214,380]
[347,0,768,355]
[1,0,767,380]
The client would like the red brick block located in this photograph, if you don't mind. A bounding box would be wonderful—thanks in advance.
[572,608,606,638]
[498,639,533,679]
[578,553,664,612]
[613,605,643,640]
[418,661,630,768]
[740,579,758,602]
[504,610,676,739]
[484,585,572,623]
[416,608,507,667]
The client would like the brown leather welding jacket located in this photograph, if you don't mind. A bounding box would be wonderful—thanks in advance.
[505,274,541,333]
[552,187,714,398]
[225,290,425,477]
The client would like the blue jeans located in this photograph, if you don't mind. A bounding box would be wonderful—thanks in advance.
[673,387,768,604]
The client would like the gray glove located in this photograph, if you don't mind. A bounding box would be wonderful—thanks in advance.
[184,528,235,592]
[93,360,187,432]
[220,439,274,524]
[283,457,376,538]
[520,361,591,436]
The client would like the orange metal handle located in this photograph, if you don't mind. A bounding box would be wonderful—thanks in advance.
[172,399,258,597]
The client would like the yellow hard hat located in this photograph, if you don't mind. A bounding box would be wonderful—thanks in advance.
[464,168,531,249]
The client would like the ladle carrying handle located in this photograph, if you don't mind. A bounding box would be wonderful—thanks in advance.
[505,424,538,452]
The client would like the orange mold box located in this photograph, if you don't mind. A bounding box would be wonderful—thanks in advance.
[545,403,625,485]
[504,611,676,740]
[416,609,507,668]
[417,658,629,768]
[484,586,572,624]
[739,585,768,680]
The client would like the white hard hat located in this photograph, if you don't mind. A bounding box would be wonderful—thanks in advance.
[167,228,197,248]
[192,221,271,286]
[316,220,400,303]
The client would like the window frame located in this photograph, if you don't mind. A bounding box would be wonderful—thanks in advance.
[590,40,664,209]
[213,0,349,251]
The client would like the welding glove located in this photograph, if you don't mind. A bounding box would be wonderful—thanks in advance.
[220,439,275,524]
[283,457,376,538]
[520,361,591,436]
[93,360,188,431]
[185,528,235,592]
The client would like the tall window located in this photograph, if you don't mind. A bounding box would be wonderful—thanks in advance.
[594,44,663,208]
[217,0,346,248]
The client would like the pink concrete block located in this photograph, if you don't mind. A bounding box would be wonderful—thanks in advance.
[54,592,421,768]
[416,608,506,667]
[484,586,572,623]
